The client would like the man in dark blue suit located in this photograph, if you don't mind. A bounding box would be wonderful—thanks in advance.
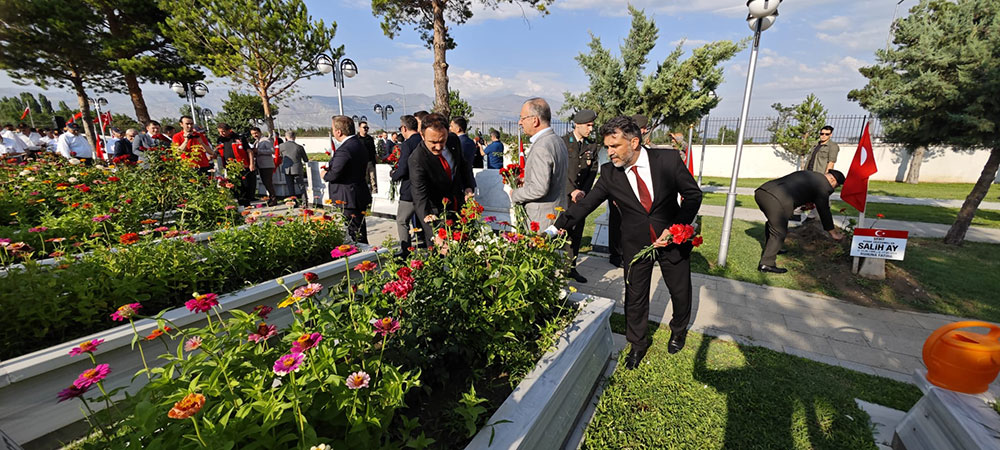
[390,113,425,257]
[323,115,373,244]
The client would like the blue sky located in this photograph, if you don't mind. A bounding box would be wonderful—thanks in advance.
[0,0,917,119]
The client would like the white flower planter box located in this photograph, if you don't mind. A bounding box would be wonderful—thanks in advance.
[465,292,616,449]
[892,370,1000,450]
[0,248,385,448]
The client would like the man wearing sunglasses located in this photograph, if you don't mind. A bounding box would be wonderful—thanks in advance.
[805,125,840,174]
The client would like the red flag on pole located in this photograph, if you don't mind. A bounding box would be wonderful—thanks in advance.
[685,145,695,175]
[272,134,281,166]
[66,112,84,124]
[95,136,105,160]
[840,122,878,212]
[20,107,29,120]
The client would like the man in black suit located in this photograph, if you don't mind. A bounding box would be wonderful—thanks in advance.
[323,115,373,244]
[357,120,379,194]
[409,113,476,245]
[555,116,702,369]
[755,170,846,273]
[391,113,424,257]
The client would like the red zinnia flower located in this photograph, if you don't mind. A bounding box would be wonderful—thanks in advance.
[437,228,447,239]
[253,304,273,319]
[530,222,540,232]
[354,261,377,272]
[185,293,219,313]
[119,233,140,245]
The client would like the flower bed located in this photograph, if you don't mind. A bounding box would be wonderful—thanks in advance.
[0,150,239,263]
[0,209,345,360]
[55,200,576,449]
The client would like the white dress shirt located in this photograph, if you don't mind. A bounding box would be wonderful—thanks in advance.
[1,130,27,153]
[623,147,654,205]
[57,132,94,159]
[18,132,42,151]
[526,127,553,156]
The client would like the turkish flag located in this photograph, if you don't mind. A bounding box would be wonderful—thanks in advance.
[685,145,694,175]
[272,134,281,166]
[95,137,105,160]
[66,112,84,123]
[20,107,29,120]
[840,122,878,212]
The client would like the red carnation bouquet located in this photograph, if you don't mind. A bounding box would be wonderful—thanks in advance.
[630,223,703,266]
[498,163,524,188]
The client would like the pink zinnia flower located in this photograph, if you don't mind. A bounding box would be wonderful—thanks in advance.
[73,364,111,389]
[68,339,105,356]
[110,303,142,321]
[371,317,401,336]
[224,205,236,210]
[57,384,92,402]
[153,226,169,232]
[503,232,522,243]
[409,260,424,270]
[290,332,322,354]
[28,226,48,233]
[184,336,203,352]
[354,261,377,272]
[273,353,306,376]
[248,323,277,343]
[293,283,323,299]
[92,215,110,222]
[185,293,219,313]
[381,277,414,299]
[330,244,359,259]
[345,371,370,390]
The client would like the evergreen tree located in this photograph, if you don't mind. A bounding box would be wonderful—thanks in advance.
[768,94,829,168]
[562,5,742,130]
[215,91,279,135]
[433,90,473,119]
[849,0,1000,245]
[161,0,335,134]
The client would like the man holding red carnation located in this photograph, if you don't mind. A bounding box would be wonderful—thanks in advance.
[555,115,702,370]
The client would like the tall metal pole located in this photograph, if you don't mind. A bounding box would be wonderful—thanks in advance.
[698,116,709,186]
[94,102,108,160]
[335,63,345,116]
[886,0,905,52]
[187,87,198,126]
[717,20,764,267]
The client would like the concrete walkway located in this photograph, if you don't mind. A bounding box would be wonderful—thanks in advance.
[697,204,1000,243]
[700,185,1000,211]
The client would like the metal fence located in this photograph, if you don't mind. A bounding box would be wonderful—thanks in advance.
[465,115,882,146]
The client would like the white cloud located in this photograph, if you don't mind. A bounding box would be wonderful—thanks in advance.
[814,15,850,31]
[555,0,747,17]
[467,2,544,24]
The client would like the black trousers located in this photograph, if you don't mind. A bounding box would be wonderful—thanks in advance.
[755,188,792,267]
[623,249,692,351]
[285,173,304,200]
[566,220,585,267]
[609,201,622,259]
[343,207,368,244]
[235,169,257,206]
[258,167,276,205]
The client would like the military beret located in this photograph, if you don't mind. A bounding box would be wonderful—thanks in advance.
[631,114,649,129]
[573,109,597,124]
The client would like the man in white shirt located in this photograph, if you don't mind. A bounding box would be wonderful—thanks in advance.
[16,124,43,153]
[1,124,28,155]
[57,122,94,164]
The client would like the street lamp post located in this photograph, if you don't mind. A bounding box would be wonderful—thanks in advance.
[387,81,405,115]
[315,54,358,116]
[170,82,209,126]
[697,91,718,187]
[717,0,780,267]
[373,104,394,131]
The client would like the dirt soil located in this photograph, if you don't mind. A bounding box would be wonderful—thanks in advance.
[784,223,940,311]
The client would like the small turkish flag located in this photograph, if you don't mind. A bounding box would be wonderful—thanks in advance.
[20,107,29,120]
[272,134,281,166]
[840,122,878,212]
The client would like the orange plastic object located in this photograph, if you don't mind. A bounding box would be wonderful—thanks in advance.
[922,321,1000,394]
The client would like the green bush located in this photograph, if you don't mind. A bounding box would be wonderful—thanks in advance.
[0,212,344,359]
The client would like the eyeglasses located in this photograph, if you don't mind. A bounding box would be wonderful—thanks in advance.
[518,115,537,122]
[362,127,369,130]
[819,132,831,136]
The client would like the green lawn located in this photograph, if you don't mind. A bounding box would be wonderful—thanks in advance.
[700,176,998,201]
[700,193,1000,230]
[584,319,922,449]
[683,215,1000,322]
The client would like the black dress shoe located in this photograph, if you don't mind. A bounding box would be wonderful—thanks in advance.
[777,249,788,255]
[569,269,588,283]
[668,330,688,354]
[624,347,648,370]
[757,264,788,274]
[609,256,623,268]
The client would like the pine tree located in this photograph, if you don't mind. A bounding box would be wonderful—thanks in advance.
[768,94,829,168]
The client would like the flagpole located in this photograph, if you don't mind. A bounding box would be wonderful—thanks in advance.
[852,114,870,274]
[27,109,35,129]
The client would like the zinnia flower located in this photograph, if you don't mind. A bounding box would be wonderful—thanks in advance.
[140,219,158,225]
[57,384,92,402]
[345,371,370,390]
[877,213,885,218]
[185,292,219,313]
[303,272,319,283]
[253,304,273,319]
[371,317,401,336]
[396,266,412,279]
[110,302,142,321]
[409,260,424,270]
[293,283,323,299]
[330,244,358,259]
[28,226,48,233]
[546,213,556,220]
[145,327,172,341]
[92,214,110,222]
[248,323,277,343]
[68,339,105,356]
[73,364,111,389]
[119,232,140,245]
[354,261,377,272]
[273,353,306,376]
[184,336,203,352]
[437,228,447,240]
[530,222,540,232]
[278,295,301,309]
[291,332,322,353]
[167,393,206,419]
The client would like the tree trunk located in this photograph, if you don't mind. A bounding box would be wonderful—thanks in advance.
[904,145,926,184]
[260,88,276,136]
[71,75,96,150]
[431,0,450,118]
[124,73,151,124]
[943,147,1000,245]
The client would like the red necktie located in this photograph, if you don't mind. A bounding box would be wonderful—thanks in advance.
[631,166,657,243]
[438,154,452,179]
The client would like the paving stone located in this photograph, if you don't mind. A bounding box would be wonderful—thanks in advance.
[909,313,962,330]
[885,322,935,342]
[783,315,879,345]
[829,339,923,374]
[750,321,836,356]
[865,333,925,359]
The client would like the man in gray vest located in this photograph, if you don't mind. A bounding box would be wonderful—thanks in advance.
[279,130,309,202]
[805,125,840,174]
